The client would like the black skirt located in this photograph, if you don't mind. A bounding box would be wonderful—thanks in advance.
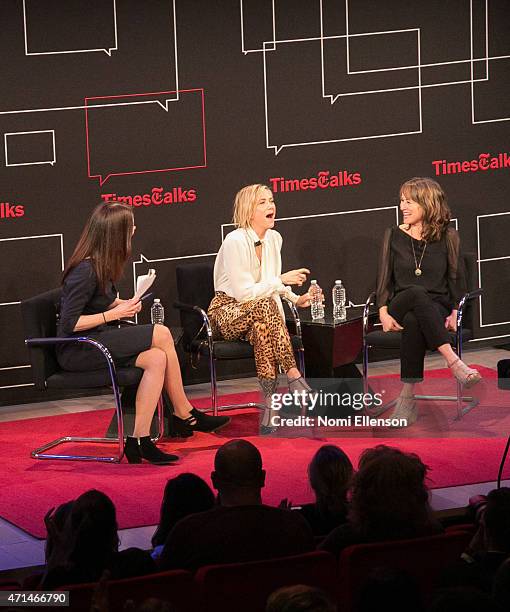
[56,323,154,371]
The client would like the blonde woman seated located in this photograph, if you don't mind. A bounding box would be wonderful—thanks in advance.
[376,177,481,425]
[208,184,313,434]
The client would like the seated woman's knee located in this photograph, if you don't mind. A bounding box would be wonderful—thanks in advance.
[153,323,174,348]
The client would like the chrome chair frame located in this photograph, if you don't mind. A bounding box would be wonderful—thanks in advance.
[174,297,305,416]
[26,336,164,462]
[362,288,482,420]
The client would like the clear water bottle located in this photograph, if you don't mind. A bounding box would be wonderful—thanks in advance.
[309,280,325,320]
[151,298,165,324]
[332,280,347,321]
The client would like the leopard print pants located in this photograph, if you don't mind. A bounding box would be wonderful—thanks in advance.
[207,292,297,380]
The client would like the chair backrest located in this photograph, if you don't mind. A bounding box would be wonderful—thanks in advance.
[175,261,215,347]
[20,288,62,390]
[62,569,195,612]
[462,251,478,331]
[337,530,472,611]
[194,551,338,612]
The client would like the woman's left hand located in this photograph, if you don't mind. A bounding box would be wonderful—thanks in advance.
[296,293,311,308]
[445,309,458,332]
[114,298,142,314]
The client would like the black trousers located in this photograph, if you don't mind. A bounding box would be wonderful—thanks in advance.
[388,286,452,382]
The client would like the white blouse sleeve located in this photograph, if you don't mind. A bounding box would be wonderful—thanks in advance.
[222,236,284,302]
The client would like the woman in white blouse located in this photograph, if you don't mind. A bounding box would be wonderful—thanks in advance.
[208,184,313,433]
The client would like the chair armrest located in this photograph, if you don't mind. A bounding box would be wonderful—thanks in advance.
[173,302,213,338]
[457,288,483,329]
[25,336,119,386]
[282,297,302,339]
[363,292,376,336]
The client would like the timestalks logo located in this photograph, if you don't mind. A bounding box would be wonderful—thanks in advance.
[0,202,25,219]
[101,186,197,207]
[432,152,510,176]
[269,169,362,194]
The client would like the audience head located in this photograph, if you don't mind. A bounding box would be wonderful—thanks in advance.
[399,177,451,242]
[482,487,510,552]
[152,473,215,548]
[350,445,432,539]
[232,184,272,229]
[308,444,353,515]
[212,439,265,504]
[63,201,134,292]
[266,585,336,612]
[45,500,74,561]
[357,567,423,612]
[68,489,119,572]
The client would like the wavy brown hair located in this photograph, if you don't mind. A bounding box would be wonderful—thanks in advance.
[63,202,134,293]
[400,177,451,242]
[349,445,434,540]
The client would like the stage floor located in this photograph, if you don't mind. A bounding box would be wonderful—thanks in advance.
[1,346,509,573]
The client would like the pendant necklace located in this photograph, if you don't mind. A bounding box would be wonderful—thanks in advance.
[410,227,427,276]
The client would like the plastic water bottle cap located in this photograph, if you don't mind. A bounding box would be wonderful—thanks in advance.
[154,298,160,303]
[335,280,342,284]
[311,280,317,284]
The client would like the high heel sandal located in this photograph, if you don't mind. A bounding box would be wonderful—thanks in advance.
[448,358,482,388]
[287,376,318,410]
[389,395,418,427]
[124,436,178,465]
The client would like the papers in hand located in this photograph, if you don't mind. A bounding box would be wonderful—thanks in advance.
[134,269,156,301]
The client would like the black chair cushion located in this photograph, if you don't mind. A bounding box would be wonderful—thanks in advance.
[47,367,143,389]
[176,262,215,347]
[193,334,303,360]
[366,329,473,349]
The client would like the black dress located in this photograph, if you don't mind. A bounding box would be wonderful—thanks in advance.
[56,260,154,372]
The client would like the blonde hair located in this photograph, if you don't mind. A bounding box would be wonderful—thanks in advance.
[232,184,271,229]
[400,177,451,242]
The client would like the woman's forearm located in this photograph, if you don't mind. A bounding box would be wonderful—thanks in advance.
[378,306,388,317]
[73,311,112,332]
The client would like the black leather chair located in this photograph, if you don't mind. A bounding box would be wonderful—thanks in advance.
[21,288,163,462]
[174,261,305,416]
[362,252,482,419]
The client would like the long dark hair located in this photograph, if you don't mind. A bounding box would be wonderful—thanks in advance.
[63,202,134,293]
[152,473,215,548]
[308,445,353,519]
[349,445,433,540]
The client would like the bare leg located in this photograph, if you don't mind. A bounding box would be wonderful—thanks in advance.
[400,381,415,397]
[437,342,458,366]
[151,324,193,418]
[133,347,166,437]
[287,366,301,380]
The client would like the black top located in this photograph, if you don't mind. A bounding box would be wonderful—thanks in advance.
[159,504,315,572]
[376,226,467,310]
[296,503,349,537]
[57,260,117,337]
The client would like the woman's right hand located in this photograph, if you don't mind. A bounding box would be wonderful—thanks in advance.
[380,311,403,332]
[281,268,310,287]
[108,298,141,320]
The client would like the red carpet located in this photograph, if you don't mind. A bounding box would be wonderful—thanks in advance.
[0,365,509,538]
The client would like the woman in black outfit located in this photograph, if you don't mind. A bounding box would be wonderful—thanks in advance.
[57,202,228,464]
[376,177,481,425]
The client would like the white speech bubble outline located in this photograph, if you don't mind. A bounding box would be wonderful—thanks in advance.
[262,34,423,155]
[4,130,56,167]
[240,0,276,54]
[22,0,118,57]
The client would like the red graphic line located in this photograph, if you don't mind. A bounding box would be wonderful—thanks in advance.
[84,89,206,184]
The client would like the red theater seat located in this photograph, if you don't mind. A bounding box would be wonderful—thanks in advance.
[337,530,472,611]
[194,551,337,612]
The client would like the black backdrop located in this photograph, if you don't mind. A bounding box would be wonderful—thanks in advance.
[1,0,509,404]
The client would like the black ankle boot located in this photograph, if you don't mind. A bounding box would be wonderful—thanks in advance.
[173,409,230,434]
[124,436,178,465]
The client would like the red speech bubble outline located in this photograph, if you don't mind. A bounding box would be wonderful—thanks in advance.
[85,89,207,185]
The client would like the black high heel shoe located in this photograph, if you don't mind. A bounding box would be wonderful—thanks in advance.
[173,408,230,434]
[124,436,178,465]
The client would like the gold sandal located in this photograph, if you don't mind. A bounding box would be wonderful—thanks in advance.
[448,358,482,388]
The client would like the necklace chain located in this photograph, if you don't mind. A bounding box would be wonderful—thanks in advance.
[409,226,427,276]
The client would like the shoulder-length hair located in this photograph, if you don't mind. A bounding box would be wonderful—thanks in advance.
[400,177,451,242]
[232,184,272,229]
[63,202,134,293]
[349,445,433,540]
[308,444,353,518]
